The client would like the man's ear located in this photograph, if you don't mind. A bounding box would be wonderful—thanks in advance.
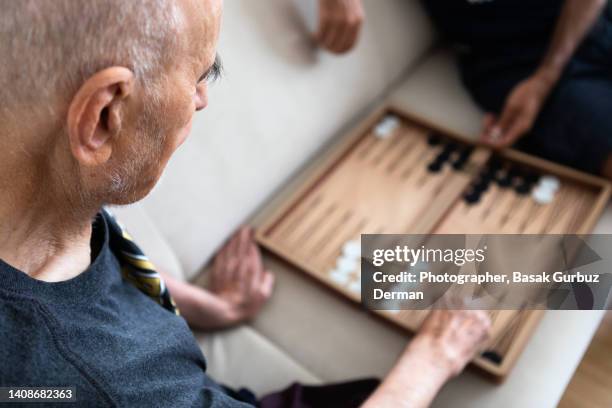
[67,67,135,166]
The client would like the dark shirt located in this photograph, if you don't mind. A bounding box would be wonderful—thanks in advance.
[420,0,611,114]
[421,0,564,110]
[421,0,563,56]
[0,212,250,407]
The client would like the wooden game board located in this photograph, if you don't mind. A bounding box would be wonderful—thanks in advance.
[255,103,611,380]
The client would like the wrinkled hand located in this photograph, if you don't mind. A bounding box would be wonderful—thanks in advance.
[316,0,364,54]
[480,74,555,149]
[209,226,274,324]
[416,310,491,377]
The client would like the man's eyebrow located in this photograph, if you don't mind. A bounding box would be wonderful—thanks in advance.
[200,54,223,83]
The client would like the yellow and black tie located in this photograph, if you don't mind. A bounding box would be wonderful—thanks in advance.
[103,208,179,315]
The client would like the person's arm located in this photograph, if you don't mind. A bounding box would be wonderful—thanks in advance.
[362,310,491,408]
[482,0,608,148]
[161,226,274,331]
[315,0,364,54]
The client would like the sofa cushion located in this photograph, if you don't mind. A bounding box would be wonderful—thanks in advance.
[250,255,409,382]
[389,48,484,140]
[137,0,436,279]
[196,326,321,396]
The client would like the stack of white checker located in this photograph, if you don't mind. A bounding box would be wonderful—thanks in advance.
[329,240,362,294]
[532,175,560,205]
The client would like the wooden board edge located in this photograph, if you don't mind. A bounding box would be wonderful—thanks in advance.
[579,182,612,234]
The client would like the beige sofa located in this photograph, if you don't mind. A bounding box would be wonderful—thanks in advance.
[112,1,611,406]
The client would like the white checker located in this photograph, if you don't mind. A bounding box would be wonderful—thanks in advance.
[539,175,560,191]
[382,114,400,126]
[336,256,358,273]
[342,240,361,259]
[374,123,392,138]
[328,267,349,276]
[532,187,554,205]
[348,280,361,294]
[374,115,400,139]
[330,271,351,286]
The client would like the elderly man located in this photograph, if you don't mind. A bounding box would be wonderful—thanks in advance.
[0,0,490,406]
[322,0,612,178]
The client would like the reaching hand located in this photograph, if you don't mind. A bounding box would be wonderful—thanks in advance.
[480,74,555,149]
[209,226,274,324]
[316,0,364,54]
[416,309,491,377]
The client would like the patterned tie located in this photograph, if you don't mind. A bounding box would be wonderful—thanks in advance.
[103,208,179,315]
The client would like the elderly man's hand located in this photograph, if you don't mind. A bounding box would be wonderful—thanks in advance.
[480,73,556,149]
[316,0,364,54]
[414,309,491,377]
[362,309,491,407]
[209,226,274,324]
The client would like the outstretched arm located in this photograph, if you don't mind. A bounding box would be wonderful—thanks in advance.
[161,227,274,331]
[362,310,491,408]
[481,0,608,148]
[160,271,241,330]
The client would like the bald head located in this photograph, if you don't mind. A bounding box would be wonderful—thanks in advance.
[0,0,183,119]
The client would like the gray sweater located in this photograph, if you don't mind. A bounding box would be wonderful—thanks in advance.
[0,212,250,407]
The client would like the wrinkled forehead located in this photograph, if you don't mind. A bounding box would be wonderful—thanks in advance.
[178,0,222,65]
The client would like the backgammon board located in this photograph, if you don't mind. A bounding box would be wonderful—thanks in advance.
[255,103,611,380]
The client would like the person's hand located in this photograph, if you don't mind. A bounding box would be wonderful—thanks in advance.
[362,309,491,407]
[209,226,274,324]
[316,0,364,54]
[480,73,556,149]
[412,310,491,377]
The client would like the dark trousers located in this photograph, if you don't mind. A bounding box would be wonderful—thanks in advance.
[225,378,380,408]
